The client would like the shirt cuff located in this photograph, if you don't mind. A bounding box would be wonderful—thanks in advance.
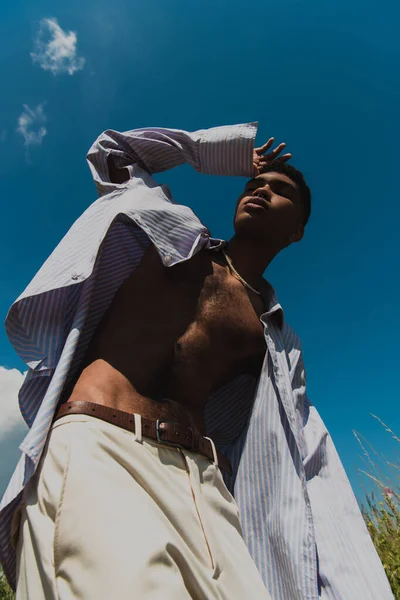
[197,122,258,177]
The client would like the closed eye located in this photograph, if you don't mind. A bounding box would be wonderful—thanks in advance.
[245,182,260,193]
[245,179,296,200]
[270,182,295,199]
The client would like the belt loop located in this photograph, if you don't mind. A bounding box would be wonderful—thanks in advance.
[134,414,142,443]
[204,436,218,470]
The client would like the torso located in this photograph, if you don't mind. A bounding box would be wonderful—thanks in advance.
[60,248,267,434]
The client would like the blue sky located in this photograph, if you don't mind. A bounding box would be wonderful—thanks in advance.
[0,0,399,501]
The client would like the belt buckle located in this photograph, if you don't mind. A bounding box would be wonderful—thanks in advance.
[156,420,191,450]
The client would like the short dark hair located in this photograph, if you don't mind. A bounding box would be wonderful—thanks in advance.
[260,162,311,226]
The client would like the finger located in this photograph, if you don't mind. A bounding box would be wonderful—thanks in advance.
[275,153,292,163]
[261,137,275,151]
[258,153,292,171]
[260,151,289,166]
[265,143,286,158]
[255,137,274,155]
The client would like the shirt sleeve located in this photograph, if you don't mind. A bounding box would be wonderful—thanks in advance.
[295,357,395,599]
[86,122,258,196]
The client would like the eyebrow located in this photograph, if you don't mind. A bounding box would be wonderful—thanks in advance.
[246,177,297,193]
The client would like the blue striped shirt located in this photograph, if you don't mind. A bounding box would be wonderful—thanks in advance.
[0,123,393,598]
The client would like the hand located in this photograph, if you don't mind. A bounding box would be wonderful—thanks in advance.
[253,138,292,176]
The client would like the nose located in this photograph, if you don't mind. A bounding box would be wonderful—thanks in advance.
[253,184,271,197]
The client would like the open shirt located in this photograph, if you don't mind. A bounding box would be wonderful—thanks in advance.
[0,122,393,599]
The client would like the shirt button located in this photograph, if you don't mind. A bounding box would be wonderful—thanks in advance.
[164,255,172,266]
[71,272,79,280]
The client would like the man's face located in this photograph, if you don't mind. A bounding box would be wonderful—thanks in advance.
[234,171,304,245]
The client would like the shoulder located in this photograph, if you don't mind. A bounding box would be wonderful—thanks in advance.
[166,249,215,289]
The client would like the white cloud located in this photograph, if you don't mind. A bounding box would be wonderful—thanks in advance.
[0,367,28,499]
[0,367,28,438]
[31,17,85,76]
[16,103,47,147]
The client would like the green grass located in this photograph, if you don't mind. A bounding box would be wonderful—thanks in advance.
[354,415,400,598]
[0,572,14,599]
[1,414,399,599]
[362,491,400,598]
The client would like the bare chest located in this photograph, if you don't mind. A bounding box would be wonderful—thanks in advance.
[171,257,267,381]
[67,249,268,410]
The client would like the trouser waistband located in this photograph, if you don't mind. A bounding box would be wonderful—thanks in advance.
[53,400,232,475]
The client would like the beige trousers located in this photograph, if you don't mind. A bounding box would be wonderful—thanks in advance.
[15,413,271,599]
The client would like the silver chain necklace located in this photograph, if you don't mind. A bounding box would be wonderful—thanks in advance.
[221,249,261,295]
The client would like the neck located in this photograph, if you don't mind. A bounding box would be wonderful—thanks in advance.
[224,235,279,289]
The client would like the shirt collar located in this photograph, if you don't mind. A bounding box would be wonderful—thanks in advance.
[259,279,285,330]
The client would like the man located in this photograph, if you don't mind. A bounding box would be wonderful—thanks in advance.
[0,122,393,599]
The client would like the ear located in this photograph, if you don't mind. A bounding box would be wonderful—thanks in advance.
[291,226,304,244]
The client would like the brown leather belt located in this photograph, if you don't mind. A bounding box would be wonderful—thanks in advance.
[54,400,232,475]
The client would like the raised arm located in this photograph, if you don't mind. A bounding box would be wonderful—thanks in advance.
[86,123,258,197]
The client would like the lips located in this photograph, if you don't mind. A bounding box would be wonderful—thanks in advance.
[244,196,269,210]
